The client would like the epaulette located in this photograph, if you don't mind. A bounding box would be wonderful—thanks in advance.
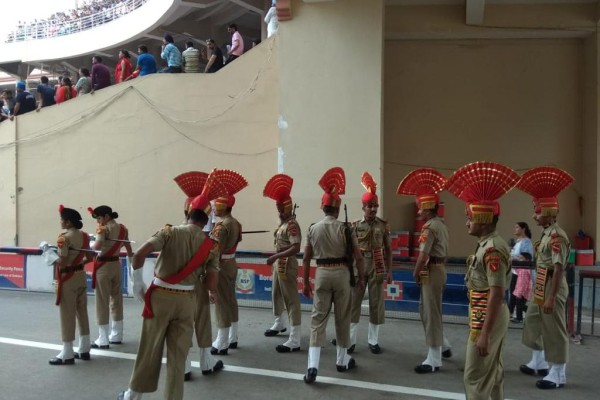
[422,220,431,229]
[376,216,388,224]
[163,224,173,235]
[57,234,69,249]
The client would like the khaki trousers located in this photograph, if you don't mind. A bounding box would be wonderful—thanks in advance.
[194,279,212,347]
[59,271,90,341]
[129,290,195,400]
[522,275,569,363]
[420,264,446,346]
[464,304,509,400]
[95,262,123,325]
[215,259,239,328]
[272,257,301,326]
[350,258,385,325]
[309,266,351,347]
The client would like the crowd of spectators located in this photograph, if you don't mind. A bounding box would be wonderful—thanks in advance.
[4,0,146,43]
[0,25,254,123]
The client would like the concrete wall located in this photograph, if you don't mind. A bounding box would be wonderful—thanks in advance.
[278,0,385,230]
[0,38,279,250]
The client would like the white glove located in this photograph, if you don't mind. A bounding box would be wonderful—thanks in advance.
[132,268,147,303]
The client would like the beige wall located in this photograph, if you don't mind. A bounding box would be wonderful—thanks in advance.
[278,0,385,230]
[0,39,279,250]
[384,38,584,256]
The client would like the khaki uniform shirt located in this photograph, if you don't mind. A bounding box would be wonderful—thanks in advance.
[95,219,129,255]
[275,217,302,251]
[211,215,242,256]
[419,217,448,258]
[466,231,511,291]
[536,223,570,271]
[352,217,390,253]
[148,224,219,285]
[57,228,89,265]
[307,216,358,259]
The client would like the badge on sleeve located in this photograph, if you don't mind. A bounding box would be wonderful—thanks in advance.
[484,248,500,272]
[57,235,66,249]
[288,221,299,237]
[419,229,429,244]
[551,234,562,254]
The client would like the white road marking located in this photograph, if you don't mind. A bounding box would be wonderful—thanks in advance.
[0,336,517,400]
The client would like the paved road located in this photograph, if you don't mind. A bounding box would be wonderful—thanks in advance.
[0,290,598,400]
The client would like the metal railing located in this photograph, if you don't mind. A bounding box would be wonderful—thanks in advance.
[4,0,147,43]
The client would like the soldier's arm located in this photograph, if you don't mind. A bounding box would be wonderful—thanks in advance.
[477,285,504,356]
[302,243,314,297]
[132,242,155,270]
[545,234,568,313]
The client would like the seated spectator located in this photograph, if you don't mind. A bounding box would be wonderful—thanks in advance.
[204,39,224,73]
[182,41,201,73]
[55,77,77,103]
[160,33,182,73]
[115,49,133,83]
[36,76,56,111]
[75,68,92,95]
[126,44,157,81]
[91,55,112,91]
[11,81,36,119]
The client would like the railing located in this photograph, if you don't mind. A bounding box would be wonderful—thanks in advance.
[3,0,147,43]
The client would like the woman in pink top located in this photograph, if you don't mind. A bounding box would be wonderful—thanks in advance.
[55,77,77,103]
[509,222,533,323]
[115,50,133,83]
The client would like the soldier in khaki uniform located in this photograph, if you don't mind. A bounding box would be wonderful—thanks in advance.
[446,161,519,400]
[302,167,365,384]
[50,205,93,365]
[397,168,452,372]
[210,170,248,354]
[88,205,133,349]
[347,172,391,354]
[118,171,224,400]
[173,171,224,380]
[516,167,574,390]
[263,174,303,352]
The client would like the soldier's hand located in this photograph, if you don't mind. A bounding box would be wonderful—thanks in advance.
[413,269,421,285]
[475,332,489,357]
[386,270,393,284]
[303,284,313,298]
[266,255,277,265]
[542,296,556,314]
[208,290,218,304]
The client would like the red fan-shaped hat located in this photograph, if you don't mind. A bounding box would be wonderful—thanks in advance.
[396,168,447,210]
[446,161,519,223]
[174,171,209,211]
[189,169,229,214]
[361,172,378,205]
[213,169,248,209]
[516,166,573,216]
[263,174,293,207]
[319,167,345,208]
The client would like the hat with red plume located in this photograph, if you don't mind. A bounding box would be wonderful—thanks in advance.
[360,172,378,205]
[174,171,209,213]
[446,161,519,224]
[516,166,573,217]
[319,167,345,208]
[263,174,293,209]
[189,169,229,214]
[396,168,447,210]
[213,169,249,210]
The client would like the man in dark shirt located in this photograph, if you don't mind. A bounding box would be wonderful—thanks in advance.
[11,81,37,119]
[36,76,56,110]
[204,39,224,73]
[91,56,112,91]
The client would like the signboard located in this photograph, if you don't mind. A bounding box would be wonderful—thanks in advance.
[0,254,25,289]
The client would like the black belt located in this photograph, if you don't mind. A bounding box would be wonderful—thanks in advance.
[316,257,348,265]
[60,264,84,273]
[428,256,446,264]
[97,256,119,262]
